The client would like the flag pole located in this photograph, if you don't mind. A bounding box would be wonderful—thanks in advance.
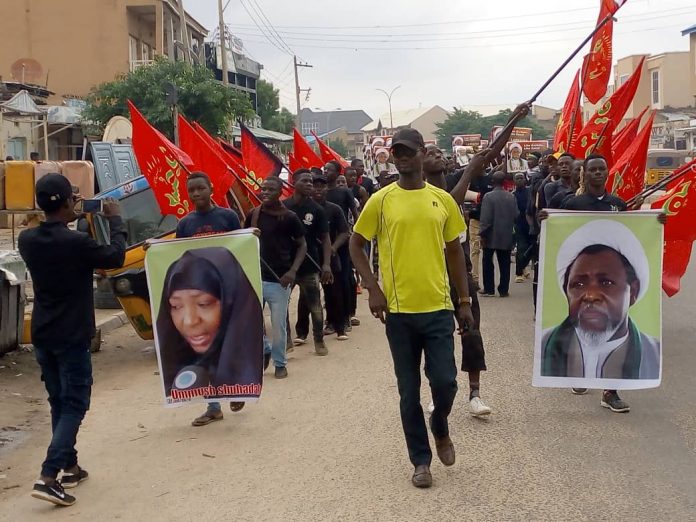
[627,165,696,205]
[491,11,618,151]
[567,65,590,152]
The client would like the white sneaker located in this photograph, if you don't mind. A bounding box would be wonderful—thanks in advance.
[469,396,492,416]
[427,401,435,414]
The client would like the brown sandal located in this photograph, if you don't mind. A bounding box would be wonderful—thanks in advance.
[229,402,245,412]
[191,411,223,427]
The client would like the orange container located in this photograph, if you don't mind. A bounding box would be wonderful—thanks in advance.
[0,163,5,209]
[4,161,35,210]
[61,161,95,199]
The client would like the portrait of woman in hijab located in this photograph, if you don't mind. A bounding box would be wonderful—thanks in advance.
[156,247,263,399]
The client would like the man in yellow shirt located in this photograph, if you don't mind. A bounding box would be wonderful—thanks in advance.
[349,128,474,489]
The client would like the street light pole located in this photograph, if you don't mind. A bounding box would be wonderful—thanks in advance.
[376,86,400,133]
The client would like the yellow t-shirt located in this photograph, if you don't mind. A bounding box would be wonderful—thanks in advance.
[353,182,466,313]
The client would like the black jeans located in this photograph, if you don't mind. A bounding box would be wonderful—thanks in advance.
[514,231,534,276]
[385,310,458,467]
[34,343,93,479]
[482,248,511,295]
[294,273,324,342]
[323,262,352,334]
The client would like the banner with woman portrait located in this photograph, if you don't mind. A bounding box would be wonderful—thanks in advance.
[145,231,264,407]
[533,211,663,390]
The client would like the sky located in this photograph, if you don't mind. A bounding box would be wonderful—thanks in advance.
[183,0,696,122]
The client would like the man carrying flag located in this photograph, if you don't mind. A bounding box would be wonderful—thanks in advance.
[549,154,666,413]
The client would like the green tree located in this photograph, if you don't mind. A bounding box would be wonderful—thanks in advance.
[84,57,255,139]
[256,78,295,133]
[328,137,349,158]
[436,108,551,150]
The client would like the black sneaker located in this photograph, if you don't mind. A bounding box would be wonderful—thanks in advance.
[275,366,288,379]
[263,353,271,371]
[61,467,89,489]
[601,391,630,413]
[31,480,76,506]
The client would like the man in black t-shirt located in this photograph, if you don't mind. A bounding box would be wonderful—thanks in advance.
[174,172,245,426]
[176,172,241,238]
[284,169,333,356]
[244,177,307,379]
[308,173,351,339]
[555,154,657,413]
[352,158,376,195]
[324,160,359,223]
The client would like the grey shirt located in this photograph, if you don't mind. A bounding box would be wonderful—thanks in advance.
[480,187,519,251]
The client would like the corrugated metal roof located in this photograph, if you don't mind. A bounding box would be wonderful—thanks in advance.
[0,90,43,115]
[682,24,696,36]
[231,126,292,142]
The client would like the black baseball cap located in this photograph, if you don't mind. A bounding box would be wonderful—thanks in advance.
[36,173,73,212]
[391,128,425,151]
[312,172,328,184]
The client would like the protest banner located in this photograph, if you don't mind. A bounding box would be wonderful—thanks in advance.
[518,140,549,153]
[491,125,533,143]
[533,211,663,390]
[452,134,482,148]
[145,231,264,407]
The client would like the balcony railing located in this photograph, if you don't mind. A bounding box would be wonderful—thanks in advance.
[129,59,154,72]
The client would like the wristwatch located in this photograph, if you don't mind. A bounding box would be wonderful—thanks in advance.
[458,296,472,306]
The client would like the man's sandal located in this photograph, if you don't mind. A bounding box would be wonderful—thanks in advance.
[230,402,245,412]
[191,411,223,426]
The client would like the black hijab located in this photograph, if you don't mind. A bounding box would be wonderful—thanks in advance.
[156,247,263,396]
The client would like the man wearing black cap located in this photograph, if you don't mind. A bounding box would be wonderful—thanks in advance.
[18,173,126,506]
[350,128,474,489]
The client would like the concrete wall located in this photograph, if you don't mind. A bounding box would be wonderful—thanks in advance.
[0,119,38,160]
[647,52,692,110]
[689,34,696,103]
[411,106,449,142]
[0,0,139,102]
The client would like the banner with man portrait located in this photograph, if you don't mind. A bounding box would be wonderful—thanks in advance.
[533,211,663,390]
[145,231,264,407]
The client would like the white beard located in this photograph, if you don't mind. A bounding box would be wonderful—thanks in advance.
[575,325,620,348]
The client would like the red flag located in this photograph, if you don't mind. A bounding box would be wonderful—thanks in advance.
[128,101,193,217]
[582,0,628,104]
[553,69,583,153]
[218,139,244,163]
[606,110,654,202]
[293,128,323,170]
[184,120,260,215]
[240,123,285,191]
[288,152,300,173]
[177,115,232,208]
[312,132,350,169]
[611,107,648,159]
[650,158,696,296]
[571,57,644,162]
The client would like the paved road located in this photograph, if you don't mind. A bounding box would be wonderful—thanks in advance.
[1,257,695,521]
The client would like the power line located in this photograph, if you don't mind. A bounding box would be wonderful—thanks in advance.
[237,21,688,51]
[239,0,292,56]
[225,6,694,44]
[225,1,651,30]
[246,0,295,55]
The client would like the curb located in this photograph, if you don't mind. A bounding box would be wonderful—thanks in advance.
[97,311,129,335]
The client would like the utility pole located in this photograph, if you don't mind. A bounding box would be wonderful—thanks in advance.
[176,0,192,63]
[294,55,313,130]
[217,0,229,85]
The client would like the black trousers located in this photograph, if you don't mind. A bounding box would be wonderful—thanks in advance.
[514,231,533,277]
[450,272,486,372]
[323,262,352,335]
[294,273,324,342]
[482,248,511,295]
[385,310,458,467]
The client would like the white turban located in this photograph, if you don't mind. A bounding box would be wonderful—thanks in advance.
[555,219,649,302]
[509,142,522,152]
[375,147,389,158]
[372,138,384,147]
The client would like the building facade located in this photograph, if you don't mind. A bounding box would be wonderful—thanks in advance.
[0,0,207,104]
[362,105,449,143]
